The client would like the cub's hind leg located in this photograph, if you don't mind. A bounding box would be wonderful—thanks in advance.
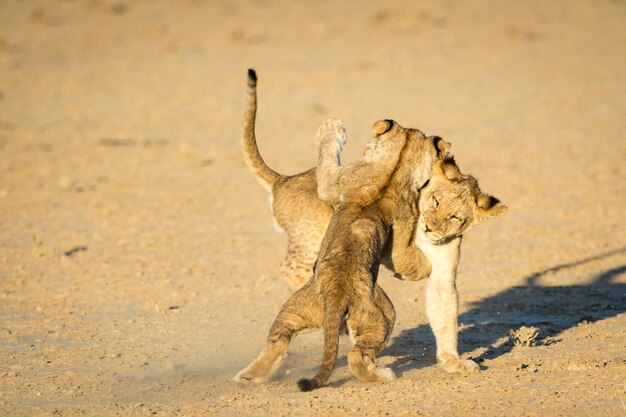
[346,291,396,383]
[234,285,323,383]
[280,227,326,290]
[273,178,333,290]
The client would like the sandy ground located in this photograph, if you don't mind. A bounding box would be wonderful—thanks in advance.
[0,0,625,416]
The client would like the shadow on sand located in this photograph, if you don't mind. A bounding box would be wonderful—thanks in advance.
[384,247,626,376]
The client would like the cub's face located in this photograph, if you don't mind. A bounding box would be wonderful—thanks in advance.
[419,181,475,244]
[417,158,507,245]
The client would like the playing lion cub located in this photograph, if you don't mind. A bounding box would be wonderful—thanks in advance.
[236,119,446,390]
[242,69,434,291]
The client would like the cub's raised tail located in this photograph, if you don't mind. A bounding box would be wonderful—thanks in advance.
[242,69,282,191]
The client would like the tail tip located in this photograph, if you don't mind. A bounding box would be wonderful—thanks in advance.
[247,68,257,85]
[297,378,316,392]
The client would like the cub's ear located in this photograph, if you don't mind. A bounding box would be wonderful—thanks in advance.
[441,156,462,180]
[433,136,451,159]
[432,157,461,181]
[474,194,508,223]
[372,119,394,138]
[431,158,447,178]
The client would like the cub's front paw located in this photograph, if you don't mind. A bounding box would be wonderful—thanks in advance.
[438,354,480,373]
[314,118,347,149]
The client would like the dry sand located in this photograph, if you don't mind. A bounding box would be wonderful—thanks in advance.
[1,0,625,416]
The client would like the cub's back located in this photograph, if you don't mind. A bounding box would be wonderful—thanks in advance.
[272,168,334,236]
[315,204,389,287]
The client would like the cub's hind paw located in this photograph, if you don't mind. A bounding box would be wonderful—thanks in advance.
[439,357,480,373]
[377,366,396,381]
[357,365,396,382]
[314,118,347,149]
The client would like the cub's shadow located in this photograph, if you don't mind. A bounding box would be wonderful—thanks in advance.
[383,247,626,377]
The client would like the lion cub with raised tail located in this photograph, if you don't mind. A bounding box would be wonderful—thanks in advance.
[235,120,444,390]
[241,69,434,290]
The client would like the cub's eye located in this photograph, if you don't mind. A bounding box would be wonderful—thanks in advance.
[449,215,462,222]
[431,195,439,208]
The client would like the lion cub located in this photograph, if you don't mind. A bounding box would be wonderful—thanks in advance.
[235,120,442,390]
[242,69,434,291]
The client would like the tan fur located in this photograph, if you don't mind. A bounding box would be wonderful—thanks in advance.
[241,70,434,290]
[416,158,507,372]
[241,70,281,192]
